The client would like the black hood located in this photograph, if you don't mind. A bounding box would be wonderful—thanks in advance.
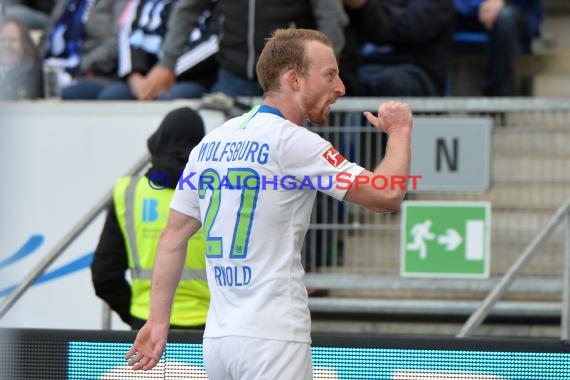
[145,107,205,189]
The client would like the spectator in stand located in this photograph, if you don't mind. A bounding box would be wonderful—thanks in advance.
[97,0,219,100]
[0,16,43,99]
[454,0,543,96]
[40,0,127,99]
[342,0,455,97]
[122,0,348,99]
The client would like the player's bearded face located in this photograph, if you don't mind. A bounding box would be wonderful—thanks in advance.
[299,43,344,126]
[302,90,329,125]
[301,71,340,126]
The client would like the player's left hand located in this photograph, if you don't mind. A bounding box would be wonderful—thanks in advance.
[125,319,169,371]
[364,101,413,136]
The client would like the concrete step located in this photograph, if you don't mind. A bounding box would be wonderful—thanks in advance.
[533,74,570,96]
[492,128,570,156]
[305,273,563,294]
[517,50,570,96]
[544,0,570,14]
[311,314,561,338]
[492,158,570,179]
[410,181,570,210]
[339,230,564,276]
[309,298,561,318]
[517,51,570,76]
[332,206,566,276]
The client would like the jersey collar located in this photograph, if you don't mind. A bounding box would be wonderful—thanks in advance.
[238,104,285,129]
[258,104,285,119]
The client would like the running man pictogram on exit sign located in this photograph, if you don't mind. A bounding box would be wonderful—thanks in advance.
[401,201,491,278]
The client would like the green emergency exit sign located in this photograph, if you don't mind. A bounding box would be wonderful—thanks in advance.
[401,201,491,278]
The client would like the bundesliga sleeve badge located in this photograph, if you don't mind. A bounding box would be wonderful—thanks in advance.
[321,146,346,168]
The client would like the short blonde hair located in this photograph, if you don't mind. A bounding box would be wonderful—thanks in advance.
[256,28,332,93]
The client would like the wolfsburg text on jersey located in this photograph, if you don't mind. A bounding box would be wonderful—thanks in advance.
[198,140,270,164]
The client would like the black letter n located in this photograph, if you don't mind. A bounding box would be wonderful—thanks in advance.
[436,138,458,172]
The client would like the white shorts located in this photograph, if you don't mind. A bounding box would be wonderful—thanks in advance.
[203,336,312,380]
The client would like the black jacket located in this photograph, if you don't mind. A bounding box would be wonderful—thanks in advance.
[163,0,348,81]
[342,0,454,96]
[91,107,206,328]
[218,0,314,80]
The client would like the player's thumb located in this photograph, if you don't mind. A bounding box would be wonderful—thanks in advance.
[375,112,388,132]
[364,111,383,131]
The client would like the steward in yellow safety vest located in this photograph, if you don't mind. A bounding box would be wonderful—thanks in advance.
[114,175,209,327]
[91,107,209,329]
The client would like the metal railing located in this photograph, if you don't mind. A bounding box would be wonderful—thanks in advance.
[294,97,570,337]
[0,96,245,328]
[0,153,150,321]
[2,97,570,337]
[457,196,570,338]
[299,99,570,275]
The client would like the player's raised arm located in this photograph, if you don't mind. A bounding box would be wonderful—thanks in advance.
[343,101,413,213]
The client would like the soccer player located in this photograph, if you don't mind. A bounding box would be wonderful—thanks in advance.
[125,28,413,379]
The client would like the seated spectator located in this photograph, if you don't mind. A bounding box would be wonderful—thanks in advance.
[40,0,127,99]
[97,0,219,101]
[0,16,43,99]
[454,0,543,96]
[342,0,455,97]
[138,0,348,99]
[2,0,55,30]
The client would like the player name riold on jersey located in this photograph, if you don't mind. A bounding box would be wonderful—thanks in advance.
[213,265,252,287]
[197,140,270,164]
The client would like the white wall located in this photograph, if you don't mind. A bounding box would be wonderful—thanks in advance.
[0,101,226,329]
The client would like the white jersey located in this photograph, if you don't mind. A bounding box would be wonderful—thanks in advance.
[171,105,364,343]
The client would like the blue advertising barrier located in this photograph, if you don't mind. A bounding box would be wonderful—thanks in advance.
[1,328,569,379]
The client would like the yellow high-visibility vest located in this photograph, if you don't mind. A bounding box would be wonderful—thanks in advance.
[114,176,209,326]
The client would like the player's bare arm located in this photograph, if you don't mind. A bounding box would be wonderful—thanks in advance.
[125,210,202,371]
[344,101,413,213]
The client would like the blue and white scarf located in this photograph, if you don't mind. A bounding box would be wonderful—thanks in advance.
[43,0,95,74]
[129,0,177,55]
[119,0,219,77]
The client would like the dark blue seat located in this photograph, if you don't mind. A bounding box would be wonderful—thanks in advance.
[453,31,489,45]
